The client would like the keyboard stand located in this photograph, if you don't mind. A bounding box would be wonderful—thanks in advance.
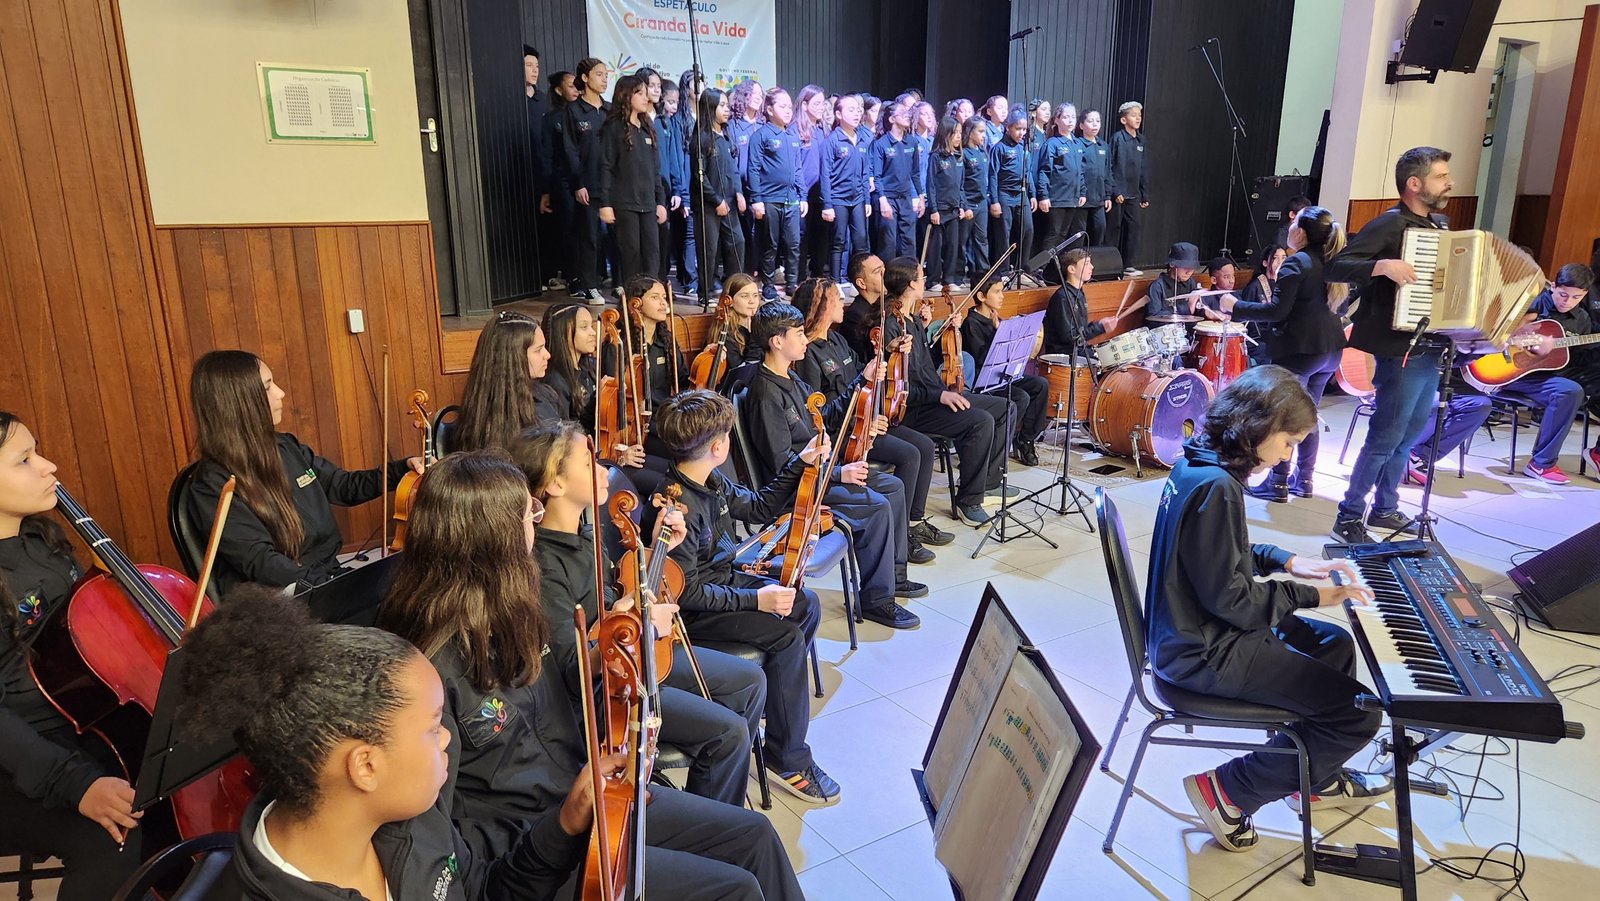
[1314,715,1432,899]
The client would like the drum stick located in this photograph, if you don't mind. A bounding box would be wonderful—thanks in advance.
[1110,279,1138,324]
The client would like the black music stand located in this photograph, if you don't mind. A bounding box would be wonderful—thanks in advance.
[294,552,403,626]
[132,643,242,814]
[971,312,1055,556]
[1026,261,1095,532]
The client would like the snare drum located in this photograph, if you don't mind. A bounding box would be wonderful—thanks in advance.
[1035,354,1094,421]
[1186,320,1250,391]
[1094,327,1155,369]
[1088,366,1214,467]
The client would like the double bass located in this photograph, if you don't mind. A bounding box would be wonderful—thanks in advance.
[32,485,257,840]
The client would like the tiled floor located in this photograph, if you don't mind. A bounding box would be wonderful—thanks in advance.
[7,395,1599,899]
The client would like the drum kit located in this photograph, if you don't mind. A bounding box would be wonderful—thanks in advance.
[1036,310,1252,474]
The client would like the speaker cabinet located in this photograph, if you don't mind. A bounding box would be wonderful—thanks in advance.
[1088,245,1123,281]
[1400,0,1502,73]
[1509,521,1600,635]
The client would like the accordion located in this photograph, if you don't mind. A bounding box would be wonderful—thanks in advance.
[1394,228,1545,351]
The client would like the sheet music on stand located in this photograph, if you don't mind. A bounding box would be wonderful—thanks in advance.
[972,311,1046,394]
[914,584,1100,901]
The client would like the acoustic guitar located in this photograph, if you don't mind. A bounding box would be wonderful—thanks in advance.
[1463,319,1600,392]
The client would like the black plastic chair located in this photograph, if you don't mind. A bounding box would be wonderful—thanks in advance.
[432,404,462,456]
[166,460,219,600]
[114,832,235,900]
[0,850,63,900]
[1094,489,1317,884]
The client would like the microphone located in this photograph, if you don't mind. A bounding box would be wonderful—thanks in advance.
[1009,26,1040,41]
[1401,316,1430,366]
[1188,37,1218,51]
[1025,231,1088,271]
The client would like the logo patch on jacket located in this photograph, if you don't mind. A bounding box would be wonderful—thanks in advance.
[432,855,457,900]
[295,469,316,488]
[458,693,518,749]
[16,590,43,628]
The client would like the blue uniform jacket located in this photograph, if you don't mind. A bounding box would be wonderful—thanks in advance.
[819,126,870,207]
[869,131,924,200]
[926,149,965,213]
[988,137,1034,205]
[746,122,803,203]
[1037,134,1085,205]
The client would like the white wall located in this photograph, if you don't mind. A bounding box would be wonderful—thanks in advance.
[120,0,429,224]
[1276,0,1346,175]
[1320,0,1588,218]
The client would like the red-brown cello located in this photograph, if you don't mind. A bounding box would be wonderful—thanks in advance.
[33,483,257,840]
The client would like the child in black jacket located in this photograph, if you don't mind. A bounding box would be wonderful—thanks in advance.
[656,390,842,805]
[1145,367,1388,854]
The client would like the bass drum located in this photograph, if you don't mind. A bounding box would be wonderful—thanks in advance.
[1089,366,1214,467]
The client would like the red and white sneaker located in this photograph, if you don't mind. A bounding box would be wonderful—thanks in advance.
[1183,770,1257,852]
[1587,447,1600,479]
[1524,461,1571,485]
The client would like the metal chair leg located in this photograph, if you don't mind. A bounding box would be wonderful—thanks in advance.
[1284,727,1317,886]
[809,641,823,698]
[1099,684,1136,772]
[752,731,772,810]
[1102,719,1159,853]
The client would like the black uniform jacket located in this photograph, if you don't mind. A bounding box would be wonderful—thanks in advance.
[1326,203,1447,358]
[1144,442,1318,689]
[662,456,806,615]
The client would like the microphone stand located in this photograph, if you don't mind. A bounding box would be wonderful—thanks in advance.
[1022,254,1095,533]
[1009,26,1036,290]
[685,3,712,311]
[1195,40,1263,260]
[1382,338,1453,543]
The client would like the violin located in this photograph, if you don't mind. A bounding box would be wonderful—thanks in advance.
[595,310,644,461]
[389,389,434,550]
[609,487,715,699]
[689,297,733,391]
[575,440,659,900]
[875,300,910,426]
[937,284,965,393]
[33,484,257,841]
[777,393,855,588]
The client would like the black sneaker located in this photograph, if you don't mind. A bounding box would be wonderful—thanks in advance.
[1367,510,1420,535]
[909,520,955,547]
[1284,768,1394,814]
[907,538,936,565]
[956,504,993,526]
[770,764,841,805]
[894,579,929,599]
[1014,440,1040,467]
[863,601,921,629]
[1330,516,1369,545]
[1184,770,1257,852]
[1246,478,1288,503]
[1288,470,1314,498]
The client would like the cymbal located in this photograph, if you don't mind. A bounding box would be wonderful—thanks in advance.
[1146,314,1202,324]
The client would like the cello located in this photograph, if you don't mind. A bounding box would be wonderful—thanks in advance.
[388,388,434,551]
[33,484,257,840]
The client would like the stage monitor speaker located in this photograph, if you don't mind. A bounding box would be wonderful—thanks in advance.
[1399,0,1502,73]
[1508,521,1600,635]
[1088,245,1122,281]
[1249,176,1309,254]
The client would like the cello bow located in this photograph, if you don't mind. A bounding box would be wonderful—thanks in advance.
[186,476,236,629]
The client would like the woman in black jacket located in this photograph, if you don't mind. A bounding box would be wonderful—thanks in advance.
[1221,207,1348,501]
[599,74,669,288]
[691,88,745,295]
[182,351,422,597]
[175,583,599,899]
[0,413,142,899]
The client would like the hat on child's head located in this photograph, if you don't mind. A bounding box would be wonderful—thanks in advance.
[1117,101,1143,116]
[1166,242,1201,269]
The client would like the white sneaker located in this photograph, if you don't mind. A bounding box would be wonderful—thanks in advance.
[1123,267,1143,277]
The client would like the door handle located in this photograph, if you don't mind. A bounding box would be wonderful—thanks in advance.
[421,118,438,153]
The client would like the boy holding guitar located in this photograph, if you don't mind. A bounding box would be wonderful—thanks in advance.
[1464,264,1595,483]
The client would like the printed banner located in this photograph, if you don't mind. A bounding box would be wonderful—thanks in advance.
[586,0,776,92]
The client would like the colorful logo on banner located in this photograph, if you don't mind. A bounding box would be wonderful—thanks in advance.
[587,0,777,89]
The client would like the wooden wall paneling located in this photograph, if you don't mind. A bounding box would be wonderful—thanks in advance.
[1542,6,1600,272]
[1,0,189,564]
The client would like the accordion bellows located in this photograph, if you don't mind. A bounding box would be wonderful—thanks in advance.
[1395,229,1546,351]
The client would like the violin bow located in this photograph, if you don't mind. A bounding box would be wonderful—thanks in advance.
[187,475,236,629]
[916,220,934,271]
[381,346,391,556]
[786,392,858,589]
[945,244,1015,333]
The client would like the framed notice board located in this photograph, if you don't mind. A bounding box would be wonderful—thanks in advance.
[258,64,375,143]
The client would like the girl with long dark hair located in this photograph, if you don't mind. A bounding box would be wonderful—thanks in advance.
[0,413,142,898]
[869,98,924,260]
[690,87,745,294]
[959,117,991,285]
[672,68,705,297]
[925,115,967,291]
[453,312,559,454]
[795,84,831,281]
[1220,207,1348,501]
[380,451,800,900]
[598,73,668,288]
[182,351,422,597]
